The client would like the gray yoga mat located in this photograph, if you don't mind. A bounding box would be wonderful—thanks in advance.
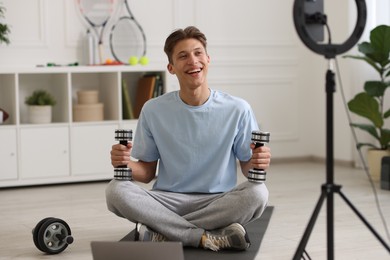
[120,206,274,260]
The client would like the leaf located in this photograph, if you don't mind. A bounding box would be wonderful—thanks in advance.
[356,142,379,150]
[358,42,374,55]
[380,128,390,149]
[355,26,390,67]
[0,5,5,17]
[0,4,10,45]
[25,90,56,106]
[343,54,381,74]
[364,81,387,97]
[0,24,10,44]
[350,123,380,139]
[348,93,383,128]
[384,108,390,119]
[369,25,390,64]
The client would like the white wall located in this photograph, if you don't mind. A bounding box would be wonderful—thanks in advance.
[0,0,388,163]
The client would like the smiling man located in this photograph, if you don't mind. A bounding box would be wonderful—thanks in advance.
[106,26,271,251]
[166,36,210,106]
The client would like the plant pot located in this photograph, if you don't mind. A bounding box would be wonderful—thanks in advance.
[28,105,52,124]
[367,149,390,181]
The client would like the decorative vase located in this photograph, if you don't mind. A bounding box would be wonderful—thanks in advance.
[28,105,52,124]
[367,149,390,181]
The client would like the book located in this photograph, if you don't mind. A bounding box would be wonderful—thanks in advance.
[122,79,134,119]
[153,75,163,98]
[134,75,156,118]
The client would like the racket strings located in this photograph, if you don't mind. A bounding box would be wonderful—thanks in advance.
[110,18,145,62]
[109,0,147,63]
[79,0,113,26]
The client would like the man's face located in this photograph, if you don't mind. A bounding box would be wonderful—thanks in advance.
[167,38,210,90]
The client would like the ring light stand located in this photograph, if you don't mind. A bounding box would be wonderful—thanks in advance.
[292,0,390,259]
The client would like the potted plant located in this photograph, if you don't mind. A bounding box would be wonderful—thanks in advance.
[25,90,57,124]
[344,24,390,181]
[0,3,10,45]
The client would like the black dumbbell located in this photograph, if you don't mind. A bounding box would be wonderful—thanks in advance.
[247,131,270,183]
[114,129,133,181]
[32,217,73,254]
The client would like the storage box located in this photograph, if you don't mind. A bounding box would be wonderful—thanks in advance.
[77,90,99,104]
[73,103,104,122]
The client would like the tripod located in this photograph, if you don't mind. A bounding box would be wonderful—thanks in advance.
[293,62,390,260]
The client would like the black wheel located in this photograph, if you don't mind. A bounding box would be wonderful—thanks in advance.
[35,218,73,254]
[32,217,56,252]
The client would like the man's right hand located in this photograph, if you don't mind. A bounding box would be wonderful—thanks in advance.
[110,142,132,168]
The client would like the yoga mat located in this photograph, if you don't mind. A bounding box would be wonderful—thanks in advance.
[121,206,274,260]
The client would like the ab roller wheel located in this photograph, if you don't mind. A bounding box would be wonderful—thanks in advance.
[31,130,132,255]
[32,217,73,254]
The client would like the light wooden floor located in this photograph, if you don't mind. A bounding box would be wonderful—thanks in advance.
[1,161,389,260]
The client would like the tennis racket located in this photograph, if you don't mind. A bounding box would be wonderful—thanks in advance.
[109,0,147,64]
[77,0,115,64]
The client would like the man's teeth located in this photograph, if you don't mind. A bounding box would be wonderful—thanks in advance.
[188,69,201,74]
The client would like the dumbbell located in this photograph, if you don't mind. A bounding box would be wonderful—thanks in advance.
[247,131,270,183]
[114,129,133,181]
[32,217,73,254]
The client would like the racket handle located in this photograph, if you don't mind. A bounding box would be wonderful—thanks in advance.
[98,43,104,65]
[86,30,95,65]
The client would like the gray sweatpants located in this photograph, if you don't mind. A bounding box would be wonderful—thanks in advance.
[105,180,268,247]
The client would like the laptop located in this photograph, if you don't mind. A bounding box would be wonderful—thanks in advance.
[91,241,184,260]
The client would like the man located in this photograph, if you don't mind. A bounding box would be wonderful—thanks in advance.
[106,26,271,251]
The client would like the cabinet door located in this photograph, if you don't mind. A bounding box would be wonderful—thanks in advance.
[71,124,117,176]
[20,127,69,179]
[0,128,18,180]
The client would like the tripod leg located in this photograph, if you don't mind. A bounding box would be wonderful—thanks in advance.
[293,190,327,260]
[338,190,390,252]
[326,184,336,260]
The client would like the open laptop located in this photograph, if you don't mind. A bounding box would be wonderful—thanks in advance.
[91,241,184,260]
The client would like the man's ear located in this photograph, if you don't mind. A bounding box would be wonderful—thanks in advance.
[167,63,175,75]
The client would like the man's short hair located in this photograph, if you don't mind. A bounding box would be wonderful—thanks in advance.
[164,26,207,64]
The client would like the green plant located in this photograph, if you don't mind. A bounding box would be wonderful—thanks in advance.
[0,3,10,44]
[344,24,390,150]
[25,90,57,106]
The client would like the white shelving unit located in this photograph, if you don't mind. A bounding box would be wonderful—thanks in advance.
[0,65,167,188]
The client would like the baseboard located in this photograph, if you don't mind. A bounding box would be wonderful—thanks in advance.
[271,156,354,167]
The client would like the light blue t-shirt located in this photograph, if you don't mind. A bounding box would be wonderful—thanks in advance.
[131,89,259,193]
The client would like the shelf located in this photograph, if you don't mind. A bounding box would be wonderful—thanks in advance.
[19,73,69,124]
[0,66,166,187]
[0,73,17,126]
